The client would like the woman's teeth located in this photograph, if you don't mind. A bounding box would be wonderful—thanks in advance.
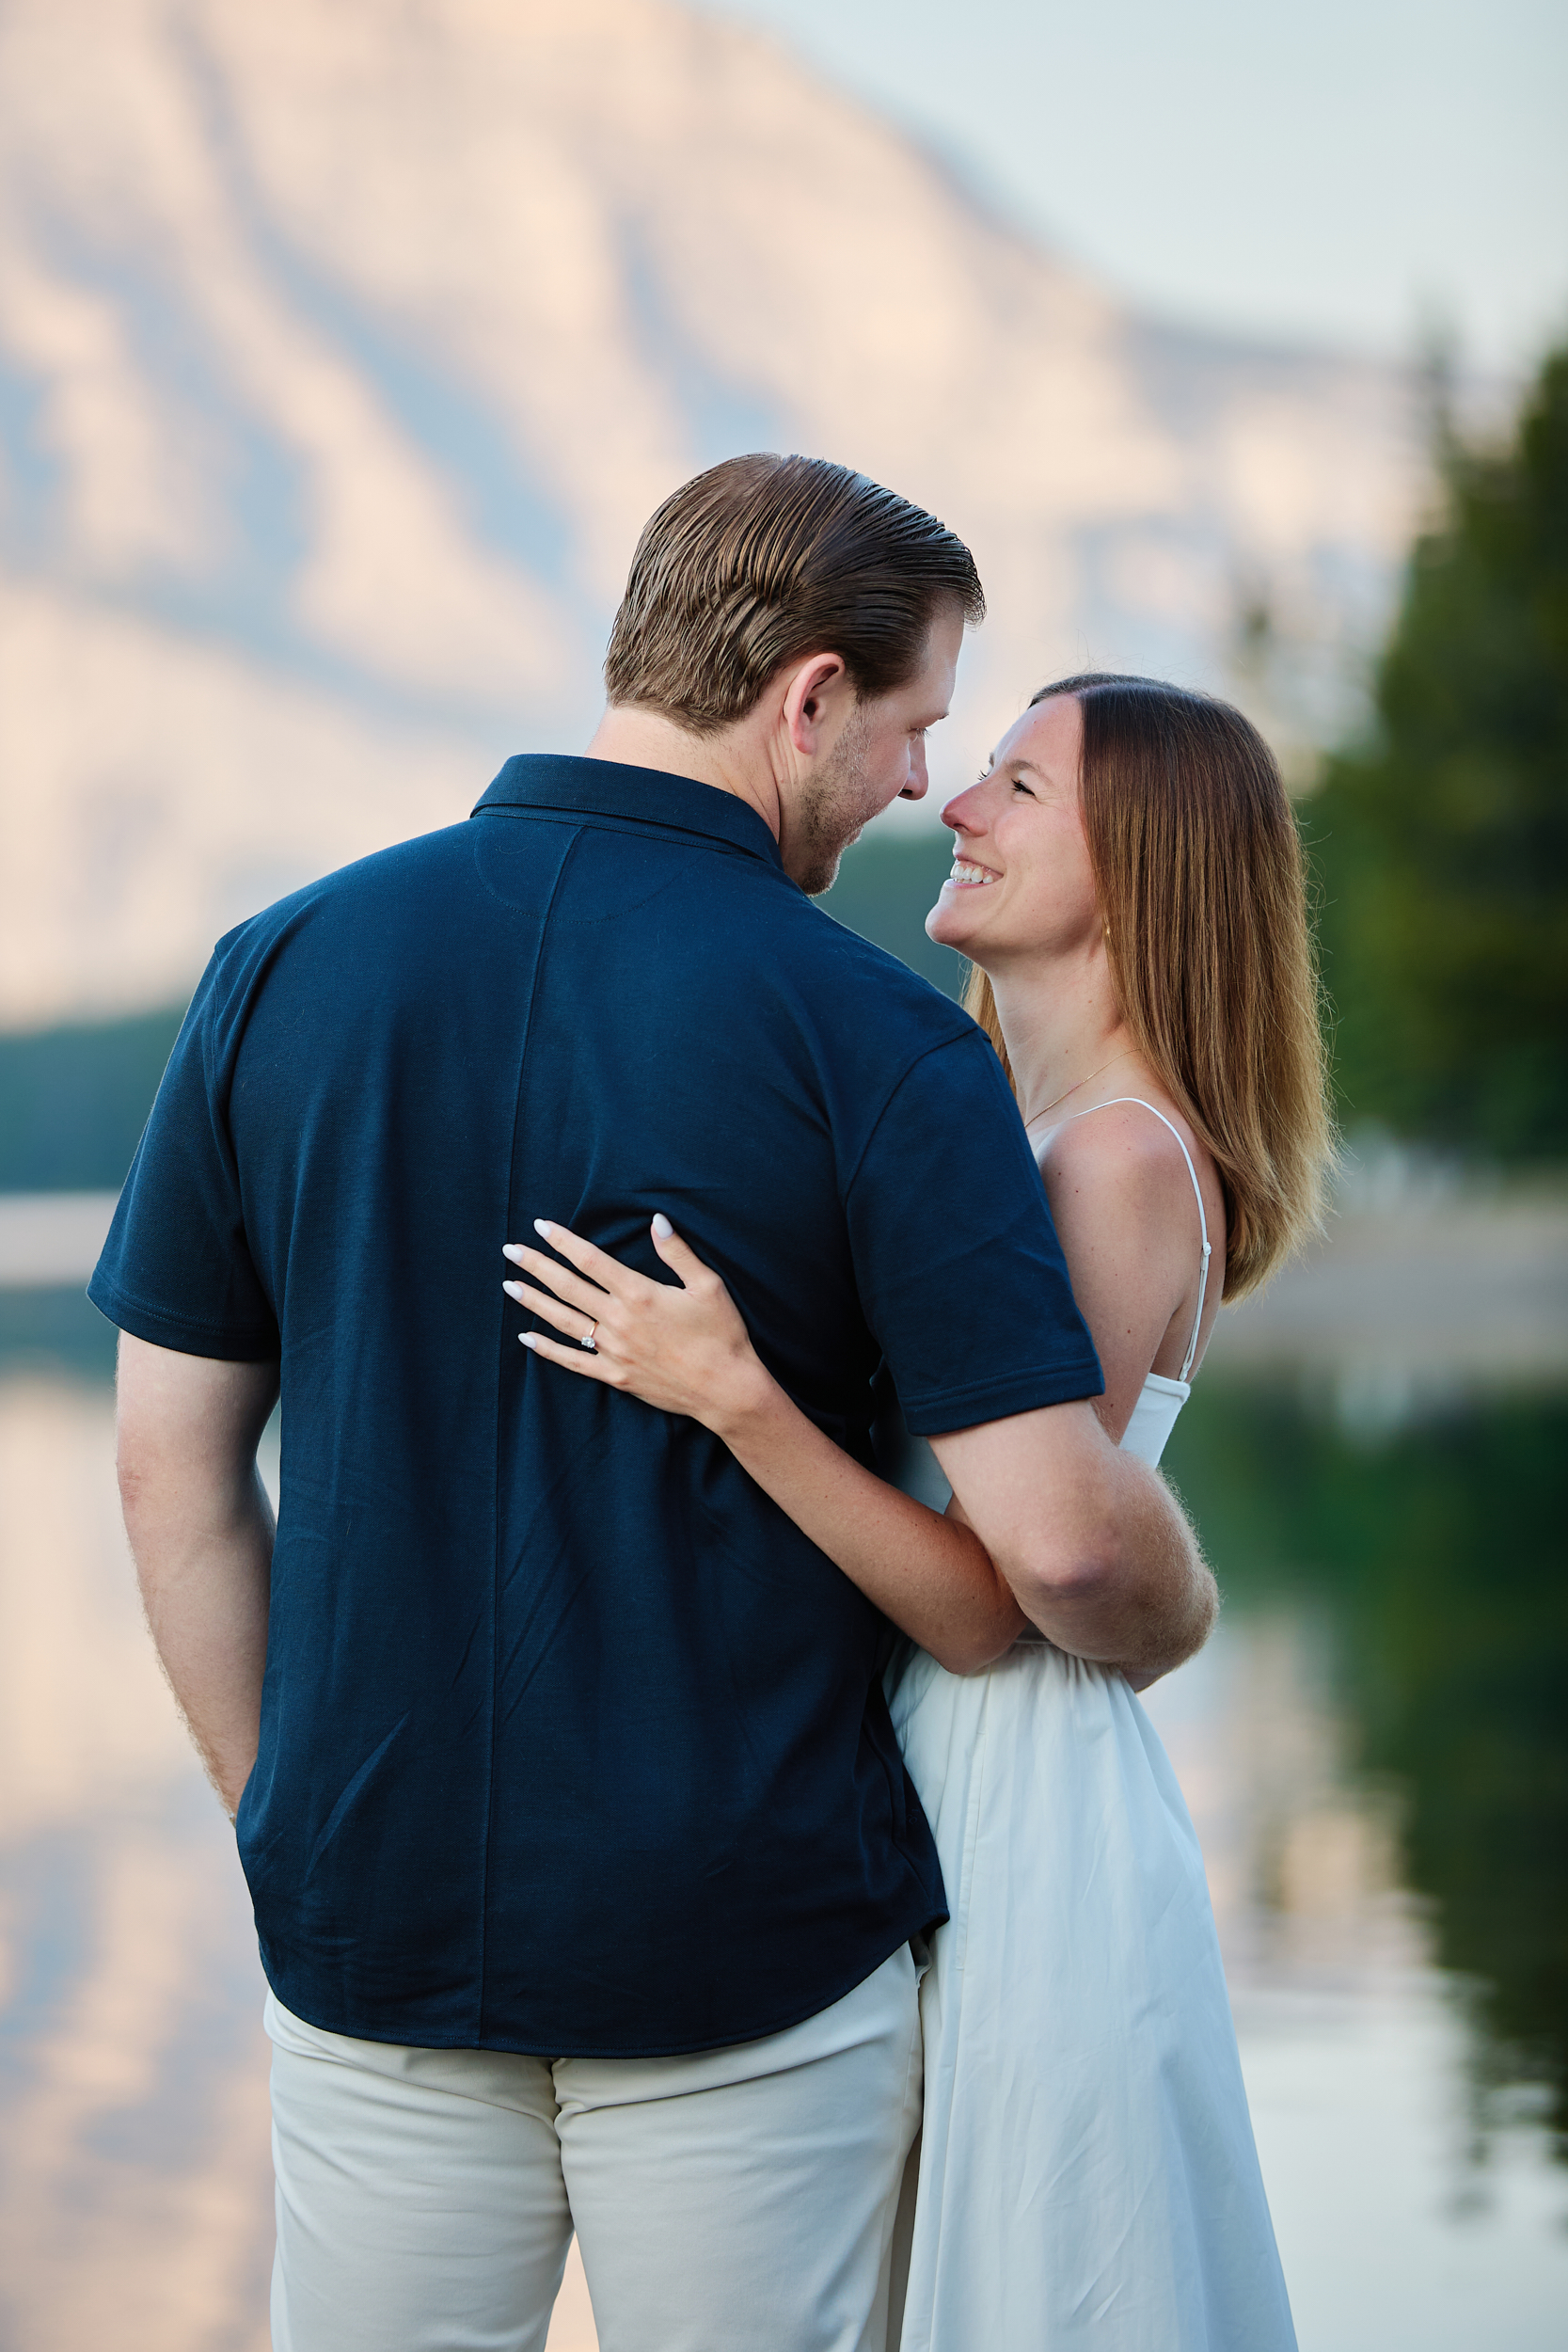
[949,860,996,886]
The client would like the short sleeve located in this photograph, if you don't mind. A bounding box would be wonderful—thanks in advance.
[847,1031,1102,1434]
[87,957,280,1361]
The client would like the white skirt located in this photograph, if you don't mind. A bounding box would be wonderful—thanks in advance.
[888,1640,1297,2351]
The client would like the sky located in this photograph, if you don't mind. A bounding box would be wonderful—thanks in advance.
[702,0,1568,378]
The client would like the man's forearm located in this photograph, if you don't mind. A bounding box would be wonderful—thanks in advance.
[116,1337,280,1820]
[932,1402,1217,1689]
[126,1464,275,1816]
[1007,1452,1217,1686]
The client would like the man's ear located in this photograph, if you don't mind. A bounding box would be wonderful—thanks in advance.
[781,653,851,756]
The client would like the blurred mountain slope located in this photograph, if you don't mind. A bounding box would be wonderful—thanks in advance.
[0,0,1425,1023]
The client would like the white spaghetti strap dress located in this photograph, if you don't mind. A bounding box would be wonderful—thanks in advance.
[887,1103,1296,2351]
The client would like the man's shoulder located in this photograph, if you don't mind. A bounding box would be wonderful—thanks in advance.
[766,892,979,1057]
[207,822,475,975]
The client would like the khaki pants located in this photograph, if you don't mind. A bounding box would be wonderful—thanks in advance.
[266,1945,922,2352]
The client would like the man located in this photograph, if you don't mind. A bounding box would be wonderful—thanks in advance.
[93,454,1214,2352]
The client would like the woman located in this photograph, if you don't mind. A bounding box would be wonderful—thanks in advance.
[504,674,1330,2347]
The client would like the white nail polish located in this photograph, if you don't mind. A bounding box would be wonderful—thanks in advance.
[503,1281,523,1300]
[652,1214,673,1239]
[533,1218,552,1238]
[502,1244,525,1263]
[519,1333,536,1348]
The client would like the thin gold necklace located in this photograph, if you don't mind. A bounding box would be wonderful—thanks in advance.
[1022,1050,1136,1132]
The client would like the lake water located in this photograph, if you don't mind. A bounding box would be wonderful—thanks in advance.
[0,1312,1563,2349]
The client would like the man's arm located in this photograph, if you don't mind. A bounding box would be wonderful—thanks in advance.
[930,1399,1217,1687]
[115,1332,279,1818]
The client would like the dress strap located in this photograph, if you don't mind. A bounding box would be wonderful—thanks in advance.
[1055,1098,1212,1381]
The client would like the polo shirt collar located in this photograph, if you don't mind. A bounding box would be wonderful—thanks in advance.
[473,755,784,870]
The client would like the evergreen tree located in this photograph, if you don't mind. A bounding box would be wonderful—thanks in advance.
[1311,343,1568,1158]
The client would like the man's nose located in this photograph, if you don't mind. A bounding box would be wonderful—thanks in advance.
[899,742,930,802]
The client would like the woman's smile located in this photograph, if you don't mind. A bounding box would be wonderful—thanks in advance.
[946,856,1000,888]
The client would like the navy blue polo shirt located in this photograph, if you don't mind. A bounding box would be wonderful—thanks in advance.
[90,755,1102,2058]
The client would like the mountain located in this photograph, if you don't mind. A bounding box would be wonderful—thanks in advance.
[0,0,1426,1025]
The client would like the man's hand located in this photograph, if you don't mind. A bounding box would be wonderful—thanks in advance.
[930,1398,1217,1687]
[116,1333,279,1818]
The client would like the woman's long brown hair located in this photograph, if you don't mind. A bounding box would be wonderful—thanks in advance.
[963,673,1334,1300]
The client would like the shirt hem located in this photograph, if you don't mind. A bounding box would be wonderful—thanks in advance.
[86,1273,279,1363]
[901,1355,1105,1437]
[259,1905,948,2062]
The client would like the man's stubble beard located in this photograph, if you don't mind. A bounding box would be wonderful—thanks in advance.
[792,705,882,897]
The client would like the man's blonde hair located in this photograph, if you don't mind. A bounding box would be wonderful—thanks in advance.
[605,453,984,732]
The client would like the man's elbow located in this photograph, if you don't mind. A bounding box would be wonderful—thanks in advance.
[1005,1519,1122,1623]
[1004,1508,1220,1681]
[116,1434,158,1525]
[116,1429,202,1556]
[1122,1562,1221,1688]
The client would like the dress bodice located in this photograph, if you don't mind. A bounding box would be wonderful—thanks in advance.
[1118,1370,1190,1467]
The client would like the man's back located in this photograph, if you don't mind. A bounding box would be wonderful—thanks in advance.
[94,755,1098,2055]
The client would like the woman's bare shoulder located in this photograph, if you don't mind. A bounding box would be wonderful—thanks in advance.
[1037,1098,1201,1211]
[1038,1099,1224,1331]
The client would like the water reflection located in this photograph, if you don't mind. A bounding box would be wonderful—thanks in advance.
[0,1376,272,2352]
[1148,1381,1568,2352]
[1163,1383,1568,2140]
[0,1357,1564,2349]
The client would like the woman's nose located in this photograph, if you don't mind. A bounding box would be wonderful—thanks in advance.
[940,782,984,834]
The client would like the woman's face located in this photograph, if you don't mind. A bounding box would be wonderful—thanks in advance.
[927,694,1101,966]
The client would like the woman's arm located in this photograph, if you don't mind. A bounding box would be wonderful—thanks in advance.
[504,1219,1025,1673]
